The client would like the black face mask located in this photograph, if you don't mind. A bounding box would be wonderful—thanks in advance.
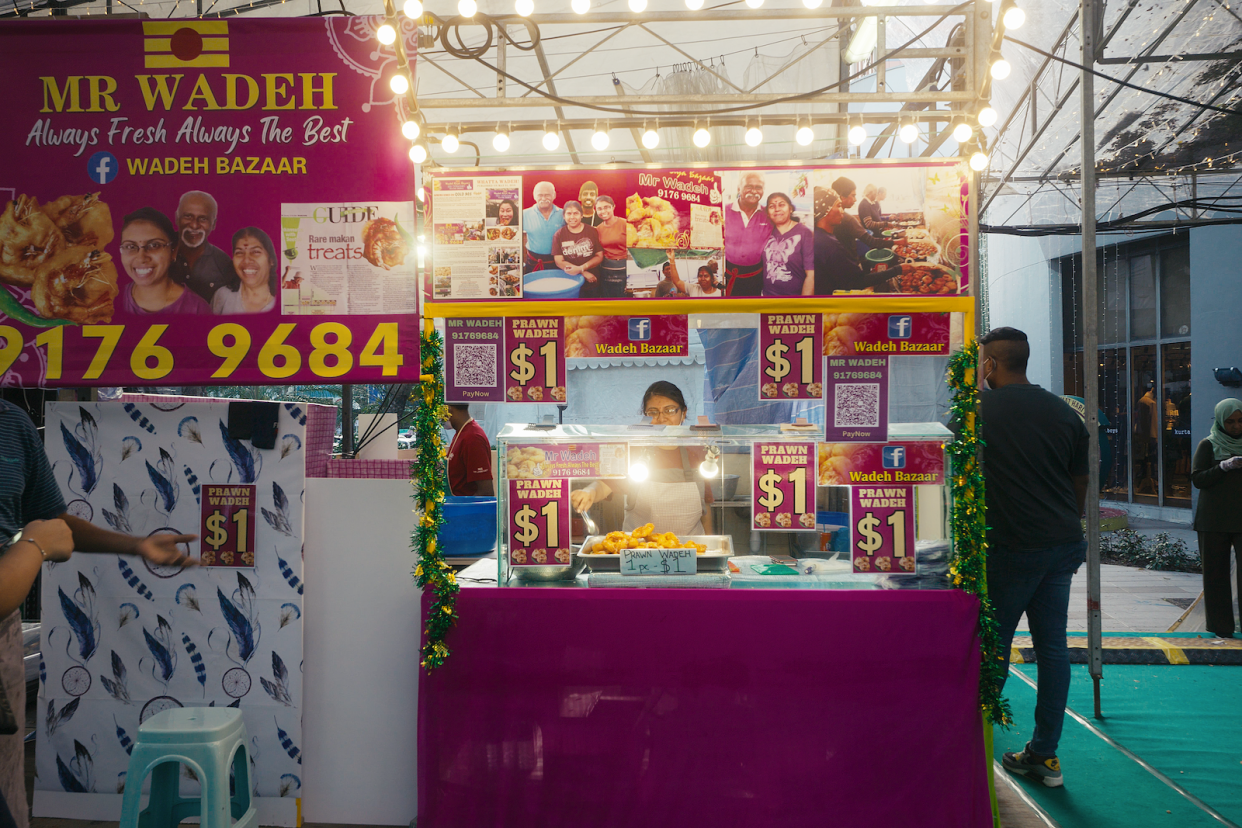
[981,357,995,391]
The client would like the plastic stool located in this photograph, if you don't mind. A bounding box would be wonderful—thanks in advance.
[119,708,256,828]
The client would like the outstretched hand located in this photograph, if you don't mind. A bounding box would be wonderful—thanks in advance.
[135,533,199,567]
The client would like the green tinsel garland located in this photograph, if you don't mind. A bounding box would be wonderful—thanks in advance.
[412,320,459,671]
[946,340,1013,727]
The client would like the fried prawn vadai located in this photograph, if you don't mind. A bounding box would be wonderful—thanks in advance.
[42,192,113,248]
[585,525,708,555]
[625,194,681,248]
[31,248,118,324]
[0,195,65,286]
[361,217,408,270]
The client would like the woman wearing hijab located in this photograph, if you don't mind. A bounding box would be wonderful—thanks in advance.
[1192,398,1242,638]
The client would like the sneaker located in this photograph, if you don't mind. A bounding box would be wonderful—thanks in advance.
[1002,742,1063,788]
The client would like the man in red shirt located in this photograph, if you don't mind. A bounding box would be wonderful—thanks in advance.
[445,404,495,496]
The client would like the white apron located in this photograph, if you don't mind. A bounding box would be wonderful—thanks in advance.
[622,447,706,537]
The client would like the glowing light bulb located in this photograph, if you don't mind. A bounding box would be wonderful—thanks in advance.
[515,0,533,14]
[592,128,610,151]
[572,0,589,13]
[401,120,420,140]
[698,457,719,477]
[389,73,409,94]
[899,123,919,143]
[685,0,703,8]
[952,121,974,143]
[978,106,998,127]
[441,133,459,154]
[990,59,1011,80]
[403,0,422,17]
[848,124,867,145]
[970,151,989,171]
[1003,5,1025,29]
[416,187,426,203]
[797,125,816,146]
[493,130,510,152]
[802,0,822,7]
[409,144,427,164]
[542,129,560,151]
[642,128,660,149]
[376,24,396,45]
[458,0,476,16]
[628,0,646,11]
[745,0,763,8]
[629,461,650,482]
[693,127,711,147]
[745,126,763,147]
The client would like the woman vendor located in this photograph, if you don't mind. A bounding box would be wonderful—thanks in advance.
[813,187,901,295]
[593,195,628,298]
[1191,398,1242,638]
[551,200,604,299]
[570,381,713,536]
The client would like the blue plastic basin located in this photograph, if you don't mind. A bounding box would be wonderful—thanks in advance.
[440,496,498,557]
[524,270,584,299]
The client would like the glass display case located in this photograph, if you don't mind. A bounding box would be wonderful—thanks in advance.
[496,421,953,589]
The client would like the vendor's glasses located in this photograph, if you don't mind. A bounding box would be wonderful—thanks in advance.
[119,240,171,255]
[645,405,684,419]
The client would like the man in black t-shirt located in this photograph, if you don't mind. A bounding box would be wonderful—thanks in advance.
[978,327,1089,790]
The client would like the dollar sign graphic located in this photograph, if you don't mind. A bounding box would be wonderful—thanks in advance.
[757,469,784,511]
[204,512,228,551]
[512,505,539,545]
[856,514,884,554]
[510,343,536,385]
[764,340,790,383]
[661,556,672,575]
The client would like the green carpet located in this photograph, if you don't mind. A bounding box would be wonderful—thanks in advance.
[993,664,1242,828]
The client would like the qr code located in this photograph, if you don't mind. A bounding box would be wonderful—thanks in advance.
[834,383,880,428]
[454,344,497,387]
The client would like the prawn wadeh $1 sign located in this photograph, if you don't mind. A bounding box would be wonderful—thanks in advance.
[759,313,822,401]
[850,484,916,574]
[505,317,565,404]
[200,484,257,567]
[752,441,816,532]
[508,478,571,567]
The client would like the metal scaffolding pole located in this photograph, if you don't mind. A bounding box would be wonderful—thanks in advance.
[1080,0,1104,720]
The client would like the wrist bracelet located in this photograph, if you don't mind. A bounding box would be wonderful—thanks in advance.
[23,538,48,560]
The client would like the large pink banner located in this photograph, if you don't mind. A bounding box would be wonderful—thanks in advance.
[0,18,419,386]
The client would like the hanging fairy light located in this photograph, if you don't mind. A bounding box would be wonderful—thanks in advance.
[409,144,427,164]
[401,120,420,140]
[571,0,590,13]
[693,123,711,148]
[542,124,560,151]
[978,106,998,127]
[628,0,646,11]
[744,122,764,147]
[990,58,1011,80]
[441,131,460,154]
[458,0,477,16]
[745,0,763,8]
[969,151,989,171]
[802,0,823,8]
[515,0,534,14]
[796,122,815,146]
[376,23,397,45]
[952,121,974,143]
[592,123,610,151]
[389,73,409,94]
[403,0,422,17]
[493,124,510,152]
[848,122,867,146]
[685,0,704,8]
[642,124,660,149]
[1002,4,1025,29]
[899,121,919,144]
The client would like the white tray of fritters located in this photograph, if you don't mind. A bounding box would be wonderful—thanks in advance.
[578,532,734,573]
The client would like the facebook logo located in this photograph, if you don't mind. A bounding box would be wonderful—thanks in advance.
[882,446,906,469]
[887,315,913,339]
[628,317,652,342]
[87,151,119,185]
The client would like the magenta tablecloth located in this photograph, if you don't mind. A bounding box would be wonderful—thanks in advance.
[418,588,989,828]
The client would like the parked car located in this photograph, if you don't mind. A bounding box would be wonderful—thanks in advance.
[397,434,416,450]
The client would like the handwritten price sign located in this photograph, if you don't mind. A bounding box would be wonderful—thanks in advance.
[505,317,565,404]
[507,478,571,567]
[850,485,916,575]
[0,316,416,386]
[199,484,257,568]
[759,313,822,401]
[752,441,816,532]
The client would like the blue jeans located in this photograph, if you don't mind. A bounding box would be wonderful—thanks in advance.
[988,539,1086,757]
